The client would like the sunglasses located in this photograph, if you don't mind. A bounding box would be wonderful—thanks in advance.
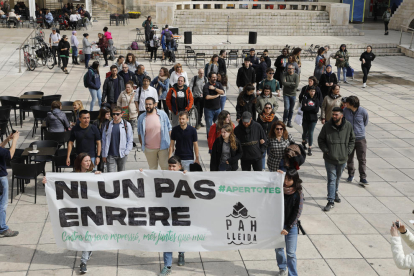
[267,72,274,74]
[112,113,121,116]
[276,128,283,130]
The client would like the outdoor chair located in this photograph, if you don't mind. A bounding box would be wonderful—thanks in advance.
[10,161,46,204]
[53,149,75,172]
[19,99,40,127]
[41,95,62,107]
[227,50,239,67]
[61,101,74,107]
[0,96,19,126]
[29,140,59,167]
[0,106,13,134]
[44,130,71,148]
[30,106,50,137]
[186,49,196,66]
[195,53,206,66]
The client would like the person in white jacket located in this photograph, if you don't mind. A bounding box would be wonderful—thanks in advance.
[391,220,414,276]
[170,63,189,87]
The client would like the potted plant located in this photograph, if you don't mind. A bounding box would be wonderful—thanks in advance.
[128,11,141,19]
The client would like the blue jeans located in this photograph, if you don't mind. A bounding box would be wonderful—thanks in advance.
[163,252,184,266]
[301,120,317,147]
[85,54,91,68]
[181,159,193,172]
[88,88,102,111]
[262,147,270,170]
[325,161,346,202]
[220,96,226,111]
[71,46,78,57]
[337,67,347,82]
[81,251,92,264]
[275,225,298,276]
[283,95,296,123]
[204,108,221,137]
[0,176,9,232]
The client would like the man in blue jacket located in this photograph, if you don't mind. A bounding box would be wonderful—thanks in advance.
[343,96,369,185]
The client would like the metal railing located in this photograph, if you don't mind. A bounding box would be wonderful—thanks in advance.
[399,25,414,49]
[18,28,36,73]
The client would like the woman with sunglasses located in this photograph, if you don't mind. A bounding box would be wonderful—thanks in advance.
[257,102,279,170]
[58,35,70,74]
[267,121,294,172]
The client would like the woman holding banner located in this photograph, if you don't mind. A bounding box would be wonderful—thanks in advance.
[275,169,304,276]
[43,153,101,274]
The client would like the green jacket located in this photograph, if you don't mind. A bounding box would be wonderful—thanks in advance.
[281,72,300,97]
[142,20,153,29]
[318,118,355,165]
[334,50,349,68]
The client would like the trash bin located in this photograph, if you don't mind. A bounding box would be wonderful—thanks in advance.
[184,31,192,44]
[249,32,257,44]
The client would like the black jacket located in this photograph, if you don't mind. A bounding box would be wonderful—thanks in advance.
[257,114,278,136]
[284,191,302,232]
[274,54,288,87]
[218,57,227,75]
[264,56,271,69]
[249,54,259,69]
[301,94,320,122]
[318,73,338,98]
[210,136,243,171]
[102,76,125,103]
[118,71,138,86]
[360,51,376,68]
[234,120,267,161]
[236,65,256,88]
[236,93,257,121]
[299,85,323,108]
[256,61,267,82]
[58,40,70,56]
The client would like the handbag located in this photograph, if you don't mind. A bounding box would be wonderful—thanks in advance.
[122,92,134,120]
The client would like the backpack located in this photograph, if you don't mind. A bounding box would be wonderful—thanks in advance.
[164,30,172,42]
[153,36,160,48]
[83,69,93,88]
[131,41,139,50]
[105,119,128,133]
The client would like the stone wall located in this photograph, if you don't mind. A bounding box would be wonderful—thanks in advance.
[389,0,414,31]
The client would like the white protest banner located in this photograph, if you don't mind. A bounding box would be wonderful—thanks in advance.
[45,170,285,252]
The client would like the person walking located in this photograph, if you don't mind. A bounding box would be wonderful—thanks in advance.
[236,84,257,121]
[301,87,320,156]
[344,96,369,185]
[85,61,102,111]
[82,33,92,69]
[170,63,189,87]
[0,130,20,238]
[103,27,114,61]
[275,169,304,276]
[314,47,326,81]
[98,33,109,67]
[218,49,227,75]
[92,107,111,135]
[334,44,349,84]
[210,124,243,171]
[203,72,225,136]
[150,68,170,115]
[101,106,133,172]
[321,84,342,124]
[190,68,208,129]
[134,76,158,115]
[166,76,194,127]
[236,57,256,92]
[206,54,219,77]
[207,110,235,153]
[142,16,153,44]
[103,65,125,110]
[267,121,294,172]
[49,28,61,67]
[258,68,280,97]
[299,76,323,105]
[257,102,278,170]
[318,65,337,98]
[360,46,376,88]
[274,48,289,89]
[382,7,391,35]
[71,31,79,65]
[118,63,138,87]
[169,111,200,171]
[291,47,302,79]
[255,55,268,87]
[46,101,70,132]
[217,72,228,111]
[137,97,172,170]
[318,107,355,212]
[125,53,140,73]
[286,55,299,75]
[58,35,70,74]
[281,64,300,128]
[117,81,138,134]
[149,30,159,62]
[234,111,267,171]
[256,85,279,114]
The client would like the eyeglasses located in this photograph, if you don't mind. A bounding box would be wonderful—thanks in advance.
[112,113,121,116]
[276,128,283,131]
[265,107,272,109]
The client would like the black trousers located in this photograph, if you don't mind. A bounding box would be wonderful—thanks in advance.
[194,97,204,124]
[157,100,169,115]
[150,47,157,60]
[362,66,371,83]
[103,51,108,65]
[61,57,68,68]
[384,21,389,32]
[241,159,262,171]
[51,46,61,65]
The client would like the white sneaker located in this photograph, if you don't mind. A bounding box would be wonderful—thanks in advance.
[362,83,366,88]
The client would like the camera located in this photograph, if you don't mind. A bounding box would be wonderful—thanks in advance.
[395,221,400,228]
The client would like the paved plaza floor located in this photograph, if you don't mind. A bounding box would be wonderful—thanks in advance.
[0,20,414,276]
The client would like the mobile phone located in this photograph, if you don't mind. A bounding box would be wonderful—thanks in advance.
[12,130,16,134]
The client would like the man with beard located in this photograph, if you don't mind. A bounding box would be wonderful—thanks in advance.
[318,107,355,212]
[137,97,172,170]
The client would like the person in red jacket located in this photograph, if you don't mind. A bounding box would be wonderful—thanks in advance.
[207,110,235,153]
[166,76,194,127]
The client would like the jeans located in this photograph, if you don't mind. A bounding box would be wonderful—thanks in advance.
[220,96,226,111]
[301,120,317,147]
[71,46,78,57]
[107,155,128,172]
[262,147,270,170]
[275,225,298,276]
[347,139,367,180]
[90,157,96,168]
[163,252,184,267]
[193,97,204,125]
[89,88,102,111]
[181,159,194,171]
[241,159,262,171]
[0,176,9,232]
[283,95,296,123]
[337,67,347,82]
[81,251,92,264]
[325,161,346,202]
[362,66,371,83]
[204,108,221,137]
[84,54,91,68]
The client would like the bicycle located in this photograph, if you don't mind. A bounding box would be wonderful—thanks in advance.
[20,45,36,71]
[34,26,45,40]
[31,36,54,69]
[304,44,320,60]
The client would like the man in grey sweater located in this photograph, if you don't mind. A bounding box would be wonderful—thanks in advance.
[343,96,369,185]
[189,68,208,129]
[281,64,300,127]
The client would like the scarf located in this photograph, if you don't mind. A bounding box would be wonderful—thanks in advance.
[326,65,332,77]
[260,112,275,123]
[329,93,341,100]
[157,75,167,96]
[283,185,296,195]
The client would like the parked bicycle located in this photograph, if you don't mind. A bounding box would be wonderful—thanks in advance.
[33,36,55,69]
[20,45,36,71]
[304,44,320,60]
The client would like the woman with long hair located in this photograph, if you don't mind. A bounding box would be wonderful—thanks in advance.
[291,47,302,77]
[150,67,170,114]
[257,102,279,170]
[314,47,326,81]
[301,86,320,156]
[299,76,323,107]
[236,84,256,121]
[217,72,228,111]
[321,84,342,124]
[58,35,70,74]
[92,107,111,134]
[71,100,85,126]
[267,121,295,172]
[334,44,349,83]
[360,45,375,88]
[207,110,235,152]
[149,30,159,62]
[206,54,219,77]
[125,53,140,73]
[210,124,243,171]
[275,169,304,276]
[117,81,138,133]
[170,63,189,86]
[87,61,102,111]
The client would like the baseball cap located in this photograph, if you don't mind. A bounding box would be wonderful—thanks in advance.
[242,111,252,123]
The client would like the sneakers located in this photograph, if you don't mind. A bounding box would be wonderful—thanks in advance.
[103,64,108,67]
[323,202,334,212]
[196,124,201,130]
[279,270,288,276]
[334,193,341,203]
[344,80,349,84]
[347,175,354,182]
[283,120,287,125]
[308,148,312,156]
[177,252,185,266]
[0,229,19,237]
[302,141,307,150]
[359,179,369,185]
[80,262,87,274]
[362,83,366,88]
[287,122,293,128]
[159,266,172,276]
[200,122,205,127]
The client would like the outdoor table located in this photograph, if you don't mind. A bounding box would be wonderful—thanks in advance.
[61,106,73,112]
[110,14,125,26]
[21,147,57,157]
[19,95,43,100]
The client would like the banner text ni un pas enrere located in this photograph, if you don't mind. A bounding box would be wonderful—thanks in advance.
[45,170,285,251]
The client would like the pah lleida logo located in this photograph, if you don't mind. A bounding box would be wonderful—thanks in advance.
[226,202,257,245]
